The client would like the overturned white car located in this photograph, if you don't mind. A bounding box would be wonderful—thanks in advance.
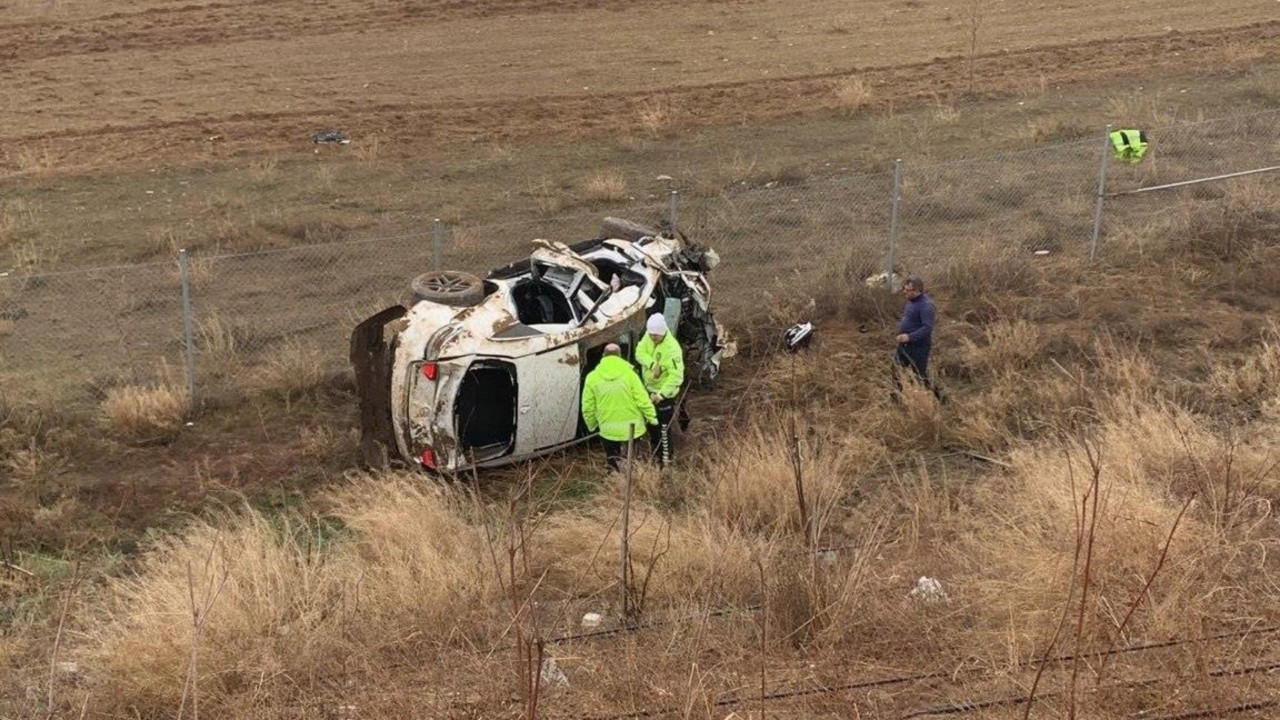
[350,218,725,473]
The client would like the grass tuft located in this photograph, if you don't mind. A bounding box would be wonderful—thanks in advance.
[99,384,189,442]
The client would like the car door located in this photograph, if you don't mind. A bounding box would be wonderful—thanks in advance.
[514,343,582,454]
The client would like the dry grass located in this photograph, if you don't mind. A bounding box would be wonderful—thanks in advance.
[194,312,246,378]
[1210,322,1280,407]
[7,238,60,272]
[959,319,1044,375]
[527,176,566,217]
[636,96,674,137]
[251,341,342,405]
[5,142,56,176]
[85,475,497,716]
[930,96,962,124]
[535,501,779,609]
[581,170,629,203]
[703,420,874,537]
[0,198,37,248]
[99,384,189,442]
[44,338,1280,717]
[1020,115,1062,142]
[246,155,279,184]
[1,396,73,507]
[831,76,873,114]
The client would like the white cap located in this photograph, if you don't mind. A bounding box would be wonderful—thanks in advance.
[646,313,668,336]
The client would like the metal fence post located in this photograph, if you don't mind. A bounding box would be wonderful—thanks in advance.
[1090,124,1113,262]
[177,248,197,404]
[432,218,443,271]
[668,190,679,231]
[887,159,902,291]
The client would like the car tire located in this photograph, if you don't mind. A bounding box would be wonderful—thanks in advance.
[601,217,659,242]
[410,270,485,307]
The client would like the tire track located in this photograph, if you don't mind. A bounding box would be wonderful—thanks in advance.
[4,21,1277,174]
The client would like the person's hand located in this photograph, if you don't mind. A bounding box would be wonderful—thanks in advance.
[650,393,662,404]
[652,364,664,378]
[896,333,910,344]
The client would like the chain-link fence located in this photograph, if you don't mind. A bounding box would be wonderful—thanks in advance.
[2,110,1276,417]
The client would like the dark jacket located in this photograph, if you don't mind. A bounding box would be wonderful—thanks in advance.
[898,293,936,344]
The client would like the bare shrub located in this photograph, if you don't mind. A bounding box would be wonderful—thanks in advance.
[100,384,188,441]
[581,171,628,203]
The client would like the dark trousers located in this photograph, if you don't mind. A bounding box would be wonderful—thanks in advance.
[893,342,945,402]
[647,398,689,465]
[603,439,626,472]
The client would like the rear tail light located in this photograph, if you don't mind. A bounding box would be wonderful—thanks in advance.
[420,448,437,469]
[422,362,438,381]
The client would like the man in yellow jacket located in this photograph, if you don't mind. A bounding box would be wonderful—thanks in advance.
[582,343,658,471]
[636,313,687,465]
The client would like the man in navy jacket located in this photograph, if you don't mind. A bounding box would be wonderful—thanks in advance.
[893,275,945,402]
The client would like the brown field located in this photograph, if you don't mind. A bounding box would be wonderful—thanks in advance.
[3,0,1280,718]
[2,0,1277,176]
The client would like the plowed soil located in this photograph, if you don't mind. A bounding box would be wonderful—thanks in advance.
[2,0,1277,173]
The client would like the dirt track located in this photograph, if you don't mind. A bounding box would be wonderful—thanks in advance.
[2,0,1277,174]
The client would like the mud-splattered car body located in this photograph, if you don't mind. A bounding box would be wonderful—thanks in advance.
[350,220,724,473]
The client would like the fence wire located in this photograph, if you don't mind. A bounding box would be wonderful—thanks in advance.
[2,109,1276,416]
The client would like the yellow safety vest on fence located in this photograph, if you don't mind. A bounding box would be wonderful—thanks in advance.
[1109,128,1149,163]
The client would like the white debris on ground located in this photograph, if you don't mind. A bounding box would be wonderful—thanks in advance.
[540,655,569,687]
[908,576,948,603]
[581,612,603,628]
[864,270,904,289]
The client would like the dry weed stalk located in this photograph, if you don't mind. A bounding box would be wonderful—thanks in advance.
[1067,439,1102,720]
[787,414,813,549]
[176,544,230,720]
[483,468,550,718]
[964,0,985,95]
[45,562,83,719]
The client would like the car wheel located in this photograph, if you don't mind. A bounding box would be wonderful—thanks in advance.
[410,270,485,307]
